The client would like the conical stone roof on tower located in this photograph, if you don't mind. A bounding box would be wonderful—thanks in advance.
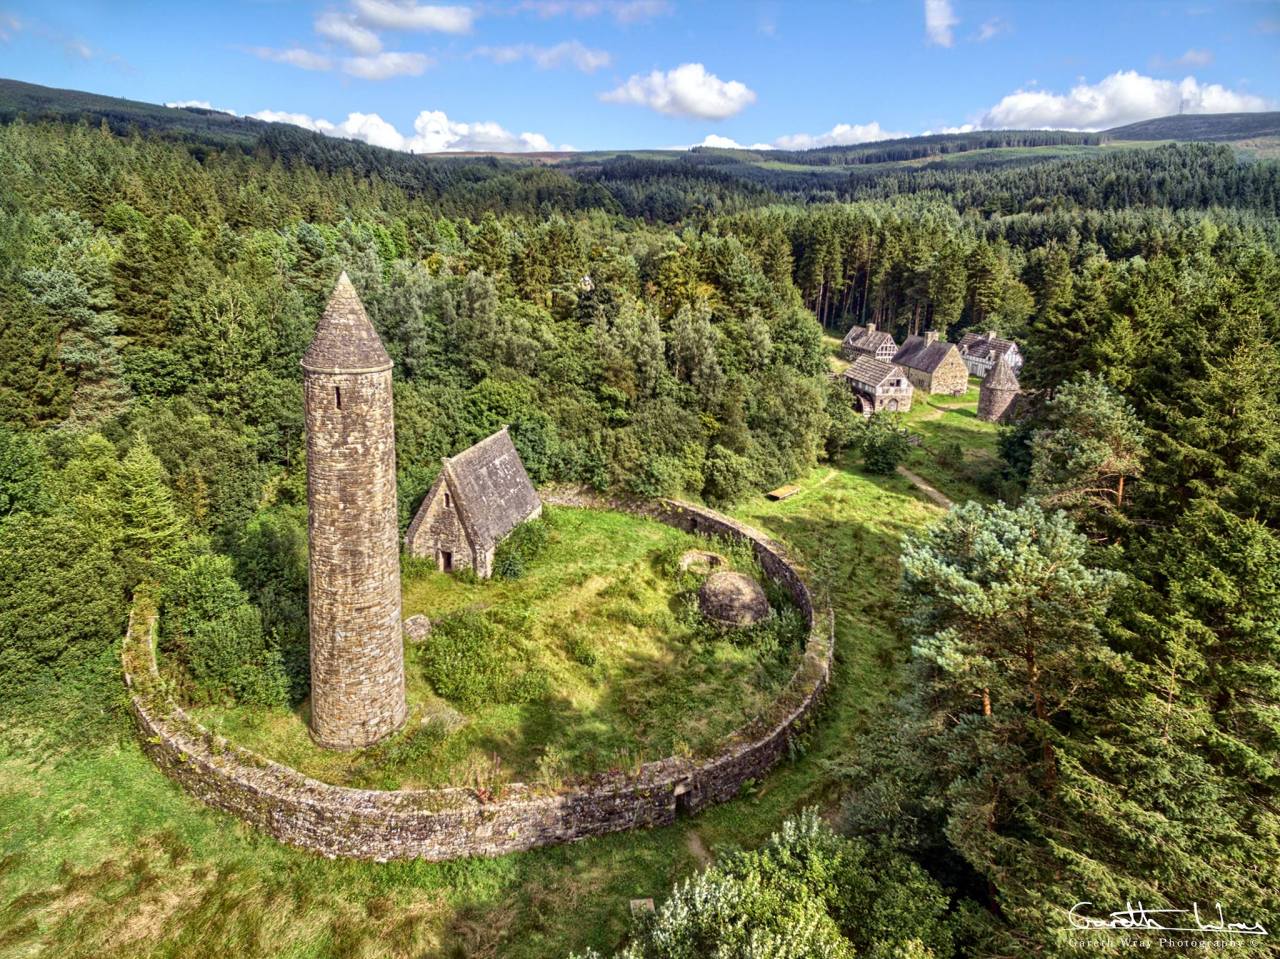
[302,273,406,750]
[978,352,1021,423]
[302,272,393,374]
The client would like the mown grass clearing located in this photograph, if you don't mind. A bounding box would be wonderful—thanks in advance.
[900,379,1002,503]
[188,507,804,789]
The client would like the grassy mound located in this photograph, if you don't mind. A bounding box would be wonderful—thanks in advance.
[188,507,806,789]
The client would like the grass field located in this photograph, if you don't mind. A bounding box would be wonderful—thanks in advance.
[0,447,957,958]
[900,379,1002,503]
[188,507,802,789]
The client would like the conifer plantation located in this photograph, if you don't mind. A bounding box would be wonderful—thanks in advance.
[0,96,1278,957]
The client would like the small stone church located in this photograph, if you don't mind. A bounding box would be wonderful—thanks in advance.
[404,427,542,578]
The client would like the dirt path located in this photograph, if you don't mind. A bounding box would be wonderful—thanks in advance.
[896,466,953,509]
[685,830,713,867]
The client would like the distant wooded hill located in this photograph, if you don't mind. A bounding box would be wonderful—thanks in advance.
[2,76,1277,218]
[1105,111,1280,141]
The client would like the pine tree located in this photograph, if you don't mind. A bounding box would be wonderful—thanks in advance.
[1029,373,1145,534]
[118,434,190,581]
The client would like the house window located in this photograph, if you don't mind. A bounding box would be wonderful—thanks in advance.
[444,491,451,509]
[335,386,342,410]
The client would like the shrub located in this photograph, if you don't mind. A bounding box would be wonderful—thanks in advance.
[494,510,553,580]
[935,440,964,469]
[860,414,912,475]
[187,605,289,706]
[574,811,956,959]
[702,444,755,506]
[161,554,247,655]
[420,610,546,710]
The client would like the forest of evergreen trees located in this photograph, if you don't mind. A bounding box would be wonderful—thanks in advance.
[1,115,1278,956]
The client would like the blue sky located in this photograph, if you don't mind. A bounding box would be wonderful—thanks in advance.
[1,0,1277,152]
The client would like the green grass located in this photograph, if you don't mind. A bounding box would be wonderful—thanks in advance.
[188,508,801,789]
[900,379,1002,503]
[0,459,947,959]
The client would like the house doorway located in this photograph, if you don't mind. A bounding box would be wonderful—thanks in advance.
[440,550,453,572]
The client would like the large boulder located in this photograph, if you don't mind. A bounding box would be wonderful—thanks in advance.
[698,571,770,628]
[403,614,432,644]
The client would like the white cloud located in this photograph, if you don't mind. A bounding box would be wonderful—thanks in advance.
[250,46,334,70]
[517,0,671,23]
[167,99,238,114]
[771,121,909,150]
[351,0,474,33]
[1153,48,1214,68]
[977,16,1009,42]
[1256,18,1280,34]
[601,63,756,120]
[341,50,432,78]
[979,70,1275,130]
[924,0,958,47]
[248,107,568,153]
[475,39,610,72]
[0,12,20,42]
[695,133,770,150]
[315,11,382,53]
[688,123,905,152]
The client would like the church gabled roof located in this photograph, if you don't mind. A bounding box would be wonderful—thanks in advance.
[982,352,1021,391]
[301,272,393,374]
[441,428,541,551]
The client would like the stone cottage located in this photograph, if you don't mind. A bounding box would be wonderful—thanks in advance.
[841,321,898,362]
[978,352,1021,423]
[958,330,1023,379]
[892,332,969,395]
[405,427,542,578]
[842,355,914,415]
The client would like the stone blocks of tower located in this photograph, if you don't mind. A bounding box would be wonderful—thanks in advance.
[302,273,406,749]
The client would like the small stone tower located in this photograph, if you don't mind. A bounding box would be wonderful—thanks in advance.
[978,352,1021,423]
[302,272,406,749]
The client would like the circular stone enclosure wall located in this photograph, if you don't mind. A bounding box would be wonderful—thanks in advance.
[122,489,834,861]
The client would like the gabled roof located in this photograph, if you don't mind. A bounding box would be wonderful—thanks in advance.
[442,427,541,550]
[893,335,961,374]
[958,331,1019,362]
[302,272,393,374]
[842,324,897,355]
[982,352,1021,391]
[843,355,901,388]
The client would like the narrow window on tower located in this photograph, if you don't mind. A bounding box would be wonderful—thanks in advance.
[335,386,342,410]
[444,491,451,509]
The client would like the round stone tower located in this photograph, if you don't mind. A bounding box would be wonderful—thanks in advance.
[302,272,406,749]
[978,352,1021,423]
